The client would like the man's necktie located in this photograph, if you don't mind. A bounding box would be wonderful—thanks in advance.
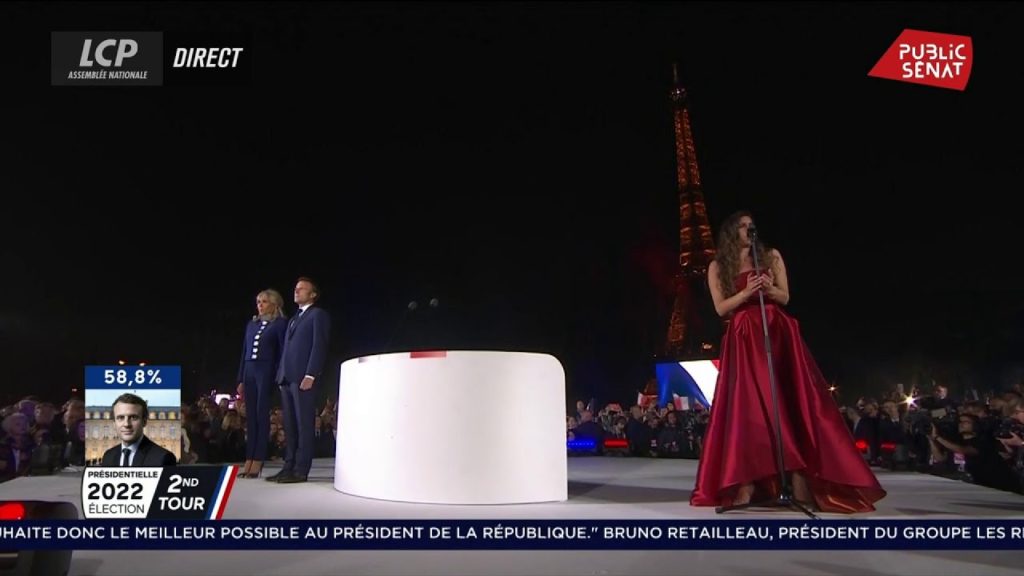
[122,448,131,467]
[289,309,304,335]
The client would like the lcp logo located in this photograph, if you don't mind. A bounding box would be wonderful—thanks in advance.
[79,38,140,67]
[52,32,163,85]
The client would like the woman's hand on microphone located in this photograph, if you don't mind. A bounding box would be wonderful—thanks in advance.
[742,273,763,297]
[758,272,777,298]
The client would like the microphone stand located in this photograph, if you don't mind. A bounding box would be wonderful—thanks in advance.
[716,228,818,519]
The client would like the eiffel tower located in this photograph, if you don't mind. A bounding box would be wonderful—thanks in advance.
[663,65,720,360]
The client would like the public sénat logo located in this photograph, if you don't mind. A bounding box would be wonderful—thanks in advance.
[868,29,972,91]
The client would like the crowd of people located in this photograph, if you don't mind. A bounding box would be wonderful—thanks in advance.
[566,381,1024,499]
[0,396,85,482]
[844,384,1024,492]
[0,391,340,484]
[178,394,338,469]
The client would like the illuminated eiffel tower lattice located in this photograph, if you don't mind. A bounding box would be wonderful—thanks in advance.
[663,66,719,360]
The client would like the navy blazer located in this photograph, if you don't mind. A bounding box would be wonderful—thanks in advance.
[237,316,289,382]
[277,306,331,385]
[101,435,177,466]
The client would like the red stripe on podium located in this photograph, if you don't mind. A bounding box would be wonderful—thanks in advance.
[409,351,447,359]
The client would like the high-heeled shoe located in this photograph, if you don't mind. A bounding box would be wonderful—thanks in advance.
[245,463,263,479]
[237,460,253,478]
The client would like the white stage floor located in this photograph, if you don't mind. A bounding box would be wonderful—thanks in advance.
[2,457,1023,575]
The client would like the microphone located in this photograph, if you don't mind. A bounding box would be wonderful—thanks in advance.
[747,225,762,245]
[747,225,767,273]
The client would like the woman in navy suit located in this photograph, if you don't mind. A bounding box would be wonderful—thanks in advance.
[236,289,288,478]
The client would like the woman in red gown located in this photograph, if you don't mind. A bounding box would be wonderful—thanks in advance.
[690,211,886,513]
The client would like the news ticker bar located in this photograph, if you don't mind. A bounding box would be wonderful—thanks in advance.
[4,520,1024,550]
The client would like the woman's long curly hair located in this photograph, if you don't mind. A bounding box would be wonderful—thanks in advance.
[714,210,774,298]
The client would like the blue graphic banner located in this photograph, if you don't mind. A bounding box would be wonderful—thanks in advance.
[2,519,1024,550]
[84,366,181,390]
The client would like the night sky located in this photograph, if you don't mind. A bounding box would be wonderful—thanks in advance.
[2,2,1022,407]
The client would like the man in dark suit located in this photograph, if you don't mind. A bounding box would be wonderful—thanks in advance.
[267,276,331,484]
[101,393,177,467]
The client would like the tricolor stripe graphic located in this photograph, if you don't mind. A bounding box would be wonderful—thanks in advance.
[208,465,238,520]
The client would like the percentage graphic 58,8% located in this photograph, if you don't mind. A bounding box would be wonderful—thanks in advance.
[105,368,163,385]
[84,366,181,390]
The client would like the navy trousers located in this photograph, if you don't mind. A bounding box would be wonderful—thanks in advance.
[279,379,316,476]
[242,362,274,461]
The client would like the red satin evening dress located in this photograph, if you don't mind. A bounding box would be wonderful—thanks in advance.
[690,272,886,513]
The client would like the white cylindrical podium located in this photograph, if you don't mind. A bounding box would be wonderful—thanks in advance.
[334,350,567,504]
